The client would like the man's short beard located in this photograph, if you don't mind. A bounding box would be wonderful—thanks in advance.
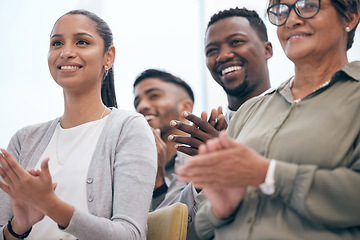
[222,71,250,97]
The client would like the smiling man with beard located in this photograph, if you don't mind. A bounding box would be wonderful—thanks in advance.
[133,69,194,210]
[170,7,273,157]
[205,7,273,121]
[165,8,273,239]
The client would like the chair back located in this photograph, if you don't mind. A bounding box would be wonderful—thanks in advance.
[147,202,188,240]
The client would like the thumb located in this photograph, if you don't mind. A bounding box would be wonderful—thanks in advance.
[40,158,51,180]
[218,130,236,149]
[217,106,223,115]
[154,128,161,137]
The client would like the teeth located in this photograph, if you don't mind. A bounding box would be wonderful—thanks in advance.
[145,115,155,121]
[61,66,79,70]
[289,34,309,39]
[222,66,242,76]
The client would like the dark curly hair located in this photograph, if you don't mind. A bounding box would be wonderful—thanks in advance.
[207,7,269,42]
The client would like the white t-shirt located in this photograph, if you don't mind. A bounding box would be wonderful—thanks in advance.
[28,116,108,240]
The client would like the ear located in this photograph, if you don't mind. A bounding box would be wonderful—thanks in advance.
[104,45,115,69]
[178,99,194,116]
[347,10,360,31]
[264,41,273,60]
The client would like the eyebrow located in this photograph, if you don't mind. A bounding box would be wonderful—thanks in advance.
[205,33,248,48]
[134,88,164,102]
[144,88,164,94]
[50,32,94,39]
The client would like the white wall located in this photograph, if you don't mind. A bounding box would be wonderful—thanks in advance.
[0,0,204,147]
[0,0,359,148]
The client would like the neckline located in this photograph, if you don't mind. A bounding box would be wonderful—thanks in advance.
[58,115,109,131]
[290,77,331,104]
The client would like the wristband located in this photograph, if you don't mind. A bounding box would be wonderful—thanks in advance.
[7,217,32,239]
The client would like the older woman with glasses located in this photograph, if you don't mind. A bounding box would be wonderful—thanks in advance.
[175,1,360,239]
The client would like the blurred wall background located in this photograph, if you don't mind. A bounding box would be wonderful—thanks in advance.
[0,0,359,147]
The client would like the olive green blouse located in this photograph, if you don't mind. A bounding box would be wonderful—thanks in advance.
[195,61,360,240]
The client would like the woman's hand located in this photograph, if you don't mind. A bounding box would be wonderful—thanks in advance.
[0,149,58,234]
[9,198,45,232]
[203,187,247,219]
[176,131,269,188]
[0,149,55,205]
[193,136,246,219]
[10,169,44,230]
[0,149,57,216]
[176,131,271,218]
[0,149,75,229]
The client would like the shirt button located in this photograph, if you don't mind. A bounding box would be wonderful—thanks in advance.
[86,178,93,184]
[88,196,94,202]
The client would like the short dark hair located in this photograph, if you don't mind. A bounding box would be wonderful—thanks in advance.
[58,10,117,108]
[133,69,194,103]
[267,0,360,50]
[207,7,268,42]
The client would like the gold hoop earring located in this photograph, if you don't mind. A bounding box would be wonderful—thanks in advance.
[345,27,351,32]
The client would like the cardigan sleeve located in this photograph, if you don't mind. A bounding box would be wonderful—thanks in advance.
[0,121,56,240]
[0,127,30,240]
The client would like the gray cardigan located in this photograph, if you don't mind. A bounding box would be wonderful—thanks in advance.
[0,108,157,240]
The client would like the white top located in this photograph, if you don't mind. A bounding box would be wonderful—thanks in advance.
[28,116,108,240]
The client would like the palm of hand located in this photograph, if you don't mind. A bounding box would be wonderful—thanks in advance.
[199,131,246,219]
[152,128,167,188]
[156,138,167,171]
[11,198,45,227]
[204,187,247,219]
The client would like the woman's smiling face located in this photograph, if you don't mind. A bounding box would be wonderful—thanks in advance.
[276,0,349,63]
[48,14,107,92]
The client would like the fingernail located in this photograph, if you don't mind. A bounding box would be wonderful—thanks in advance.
[170,120,177,126]
[183,111,189,117]
[175,144,180,149]
[168,135,174,140]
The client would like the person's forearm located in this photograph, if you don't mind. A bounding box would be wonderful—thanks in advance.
[4,226,19,240]
[39,194,74,229]
[3,220,31,240]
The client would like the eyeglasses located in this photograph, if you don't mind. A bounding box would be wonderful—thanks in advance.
[267,0,321,26]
